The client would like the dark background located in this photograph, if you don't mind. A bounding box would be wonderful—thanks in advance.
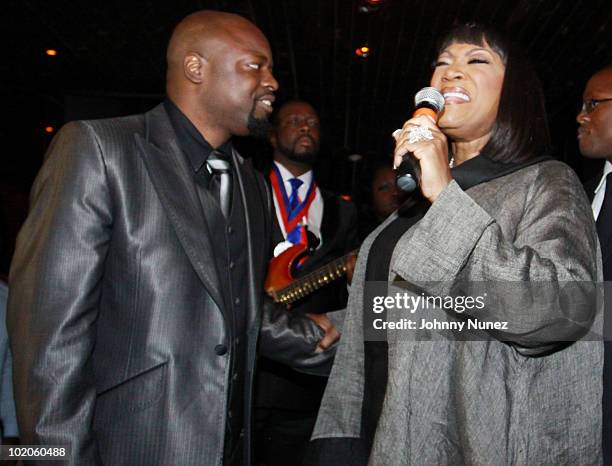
[1,0,611,273]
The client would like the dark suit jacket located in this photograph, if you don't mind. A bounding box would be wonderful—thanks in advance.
[7,104,330,466]
[257,183,358,411]
[586,171,612,465]
[586,174,612,277]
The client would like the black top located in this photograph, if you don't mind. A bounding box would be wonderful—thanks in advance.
[164,98,233,186]
[361,201,426,454]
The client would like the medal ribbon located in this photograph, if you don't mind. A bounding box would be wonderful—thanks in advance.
[270,165,317,244]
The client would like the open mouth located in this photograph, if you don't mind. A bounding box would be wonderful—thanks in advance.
[256,95,275,112]
[442,88,471,104]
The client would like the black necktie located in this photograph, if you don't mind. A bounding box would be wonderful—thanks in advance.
[207,151,232,219]
[597,174,612,253]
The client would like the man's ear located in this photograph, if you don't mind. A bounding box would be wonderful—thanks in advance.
[184,53,206,84]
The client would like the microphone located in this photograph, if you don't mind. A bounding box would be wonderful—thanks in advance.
[395,87,445,192]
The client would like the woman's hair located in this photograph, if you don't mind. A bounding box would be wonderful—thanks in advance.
[435,23,551,162]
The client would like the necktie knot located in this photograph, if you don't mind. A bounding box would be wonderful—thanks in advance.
[289,177,303,191]
[207,151,231,175]
[288,178,303,211]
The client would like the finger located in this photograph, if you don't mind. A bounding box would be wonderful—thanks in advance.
[399,114,436,133]
[315,326,341,352]
[394,126,443,150]
[306,313,340,351]
[411,114,437,128]
[393,140,428,168]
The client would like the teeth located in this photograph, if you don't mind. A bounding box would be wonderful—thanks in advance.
[443,91,470,102]
[260,99,272,106]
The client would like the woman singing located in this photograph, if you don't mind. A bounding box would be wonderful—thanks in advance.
[308,23,602,465]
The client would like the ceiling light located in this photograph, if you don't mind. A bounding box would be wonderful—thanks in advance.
[358,0,387,13]
[355,46,370,58]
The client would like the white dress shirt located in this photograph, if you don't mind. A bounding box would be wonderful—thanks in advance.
[591,160,612,220]
[272,161,324,255]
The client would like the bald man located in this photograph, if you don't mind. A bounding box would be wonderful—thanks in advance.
[8,11,337,466]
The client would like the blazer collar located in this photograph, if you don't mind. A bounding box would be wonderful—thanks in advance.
[135,104,226,316]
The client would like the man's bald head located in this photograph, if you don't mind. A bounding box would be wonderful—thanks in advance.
[163,10,277,147]
[166,11,266,75]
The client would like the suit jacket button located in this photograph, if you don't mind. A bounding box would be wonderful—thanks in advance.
[214,344,228,355]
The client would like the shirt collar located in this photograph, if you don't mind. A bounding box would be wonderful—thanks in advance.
[164,98,233,173]
[273,161,313,187]
[594,160,612,195]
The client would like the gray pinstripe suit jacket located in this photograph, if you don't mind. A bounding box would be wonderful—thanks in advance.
[7,104,330,465]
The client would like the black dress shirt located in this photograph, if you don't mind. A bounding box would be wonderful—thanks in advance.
[164,98,233,185]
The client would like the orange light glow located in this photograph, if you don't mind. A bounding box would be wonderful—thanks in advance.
[46,49,58,56]
[45,126,55,133]
[355,46,370,57]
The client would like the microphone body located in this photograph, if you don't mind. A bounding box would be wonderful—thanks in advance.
[396,87,445,192]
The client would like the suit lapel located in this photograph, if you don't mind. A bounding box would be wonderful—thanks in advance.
[233,150,269,407]
[135,105,225,316]
[300,189,340,271]
[233,150,267,329]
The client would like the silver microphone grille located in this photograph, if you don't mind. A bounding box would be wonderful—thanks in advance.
[414,87,445,113]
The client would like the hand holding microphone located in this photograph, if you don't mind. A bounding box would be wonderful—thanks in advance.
[393,87,452,203]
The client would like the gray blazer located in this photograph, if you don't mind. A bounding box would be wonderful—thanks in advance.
[7,104,329,465]
[312,160,603,465]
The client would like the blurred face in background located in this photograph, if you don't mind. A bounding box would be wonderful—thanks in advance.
[577,67,612,161]
[371,165,406,220]
[271,101,321,166]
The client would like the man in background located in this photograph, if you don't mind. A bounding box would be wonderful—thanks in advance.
[577,64,612,465]
[255,100,358,465]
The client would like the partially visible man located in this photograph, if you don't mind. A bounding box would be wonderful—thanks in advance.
[255,101,358,465]
[578,64,612,465]
[0,279,18,446]
[8,11,336,466]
